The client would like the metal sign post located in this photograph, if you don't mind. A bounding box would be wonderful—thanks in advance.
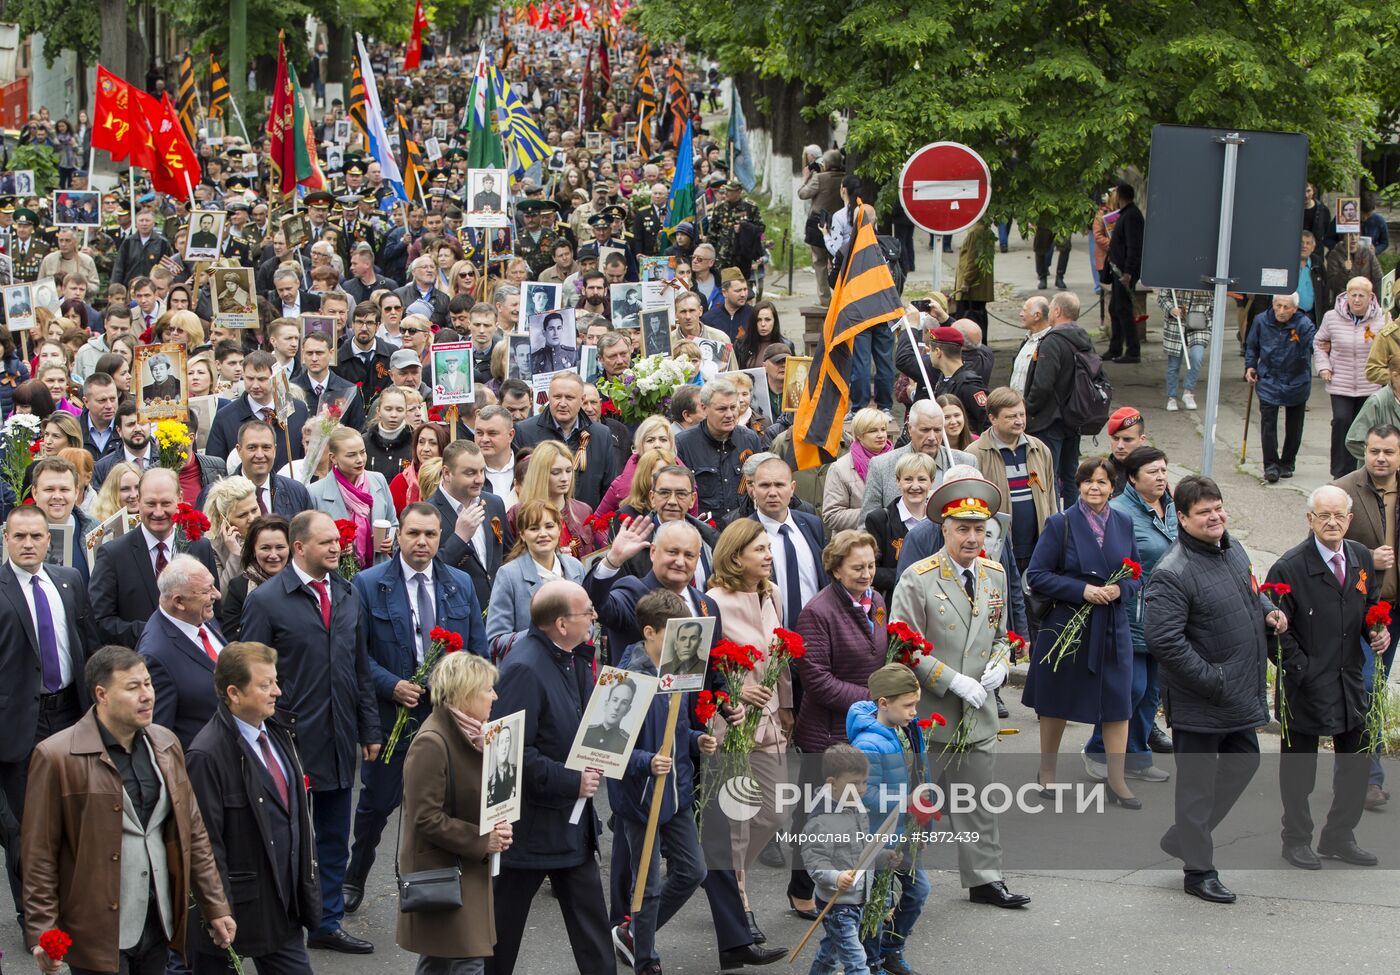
[1200,133,1243,479]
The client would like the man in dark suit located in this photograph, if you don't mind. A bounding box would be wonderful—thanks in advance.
[294,331,367,430]
[110,208,174,285]
[207,419,312,520]
[205,351,309,472]
[1264,484,1387,870]
[512,372,619,509]
[186,642,321,975]
[92,404,155,487]
[748,455,829,630]
[427,440,511,610]
[488,580,613,975]
[136,554,226,748]
[333,300,395,399]
[0,505,95,910]
[89,467,219,649]
[240,510,381,954]
[268,267,321,318]
[342,502,487,912]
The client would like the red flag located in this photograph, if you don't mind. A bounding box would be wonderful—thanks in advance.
[91,66,153,168]
[539,4,551,29]
[146,93,203,197]
[527,3,540,26]
[404,0,429,71]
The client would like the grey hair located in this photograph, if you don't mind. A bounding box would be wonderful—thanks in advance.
[1024,296,1050,320]
[1307,484,1353,513]
[272,267,300,285]
[1274,292,1300,307]
[699,378,738,405]
[943,463,982,481]
[743,451,779,479]
[909,399,942,423]
[1050,291,1080,321]
[157,553,213,603]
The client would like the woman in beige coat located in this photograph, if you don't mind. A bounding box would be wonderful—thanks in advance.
[821,407,892,536]
[397,652,513,975]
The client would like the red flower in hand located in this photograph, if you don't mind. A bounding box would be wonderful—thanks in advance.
[1260,582,1292,599]
[172,503,211,542]
[430,627,464,652]
[1366,600,1392,631]
[1006,631,1027,652]
[772,627,806,660]
[1121,558,1143,580]
[335,518,359,550]
[38,929,72,962]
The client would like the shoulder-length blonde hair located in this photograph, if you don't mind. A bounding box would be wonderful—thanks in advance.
[708,518,772,598]
[92,461,143,522]
[430,649,498,711]
[518,440,574,507]
[631,414,675,456]
[449,259,479,298]
[623,447,679,513]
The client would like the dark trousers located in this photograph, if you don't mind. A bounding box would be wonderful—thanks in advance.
[1259,400,1306,470]
[1039,423,1082,510]
[850,319,894,412]
[1086,652,1159,769]
[70,905,169,975]
[701,868,755,953]
[953,301,988,337]
[1033,226,1071,281]
[346,744,408,883]
[1168,729,1260,881]
[488,861,613,975]
[191,937,312,975]
[1108,274,1139,356]
[1280,728,1368,848]
[1329,394,1366,478]
[310,786,353,935]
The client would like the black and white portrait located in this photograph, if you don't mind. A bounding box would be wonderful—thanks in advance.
[521,282,562,326]
[641,308,673,359]
[184,209,226,262]
[566,666,659,779]
[610,283,642,330]
[657,616,715,693]
[527,308,578,374]
[467,168,510,228]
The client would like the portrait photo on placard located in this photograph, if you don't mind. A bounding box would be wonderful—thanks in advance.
[640,308,673,359]
[280,212,310,249]
[639,255,677,283]
[202,117,224,144]
[4,284,33,332]
[424,136,442,163]
[1336,196,1362,235]
[565,667,659,779]
[325,146,344,173]
[782,355,813,413]
[52,190,101,228]
[578,343,600,385]
[12,171,33,196]
[611,141,628,165]
[585,131,603,151]
[657,616,715,693]
[30,277,60,314]
[431,340,475,405]
[508,333,533,380]
[211,266,259,327]
[548,149,567,173]
[184,209,226,262]
[695,338,727,382]
[527,309,579,374]
[300,314,336,347]
[521,281,562,322]
[135,342,188,421]
[466,169,510,227]
[489,224,515,256]
[333,119,352,145]
[432,117,450,140]
[481,710,525,829]
[610,282,642,329]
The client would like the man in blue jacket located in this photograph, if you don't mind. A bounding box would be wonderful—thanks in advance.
[342,502,486,914]
[1245,292,1317,482]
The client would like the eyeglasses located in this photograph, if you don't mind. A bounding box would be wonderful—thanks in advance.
[653,488,693,499]
[402,327,429,336]
[382,304,403,312]
[1308,513,1348,525]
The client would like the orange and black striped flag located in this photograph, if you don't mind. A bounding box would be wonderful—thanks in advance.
[397,111,427,202]
[499,38,515,70]
[634,70,657,157]
[635,41,651,84]
[793,205,904,469]
[661,58,688,148]
[208,56,229,118]
[176,52,198,141]
[347,56,370,145]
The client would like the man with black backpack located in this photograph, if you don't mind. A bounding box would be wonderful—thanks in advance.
[1025,291,1114,506]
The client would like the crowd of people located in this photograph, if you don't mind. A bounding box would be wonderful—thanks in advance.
[0,14,1395,975]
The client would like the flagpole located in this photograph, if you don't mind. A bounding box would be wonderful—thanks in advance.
[84,144,97,247]
[227,94,252,143]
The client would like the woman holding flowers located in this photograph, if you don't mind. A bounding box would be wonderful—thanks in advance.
[1024,456,1143,808]
[308,426,398,569]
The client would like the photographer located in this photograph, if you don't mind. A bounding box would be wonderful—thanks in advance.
[799,150,846,305]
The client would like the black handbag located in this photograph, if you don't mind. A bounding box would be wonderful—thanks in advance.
[395,732,464,913]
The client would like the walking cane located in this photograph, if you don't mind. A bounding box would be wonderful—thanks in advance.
[1240,381,1255,465]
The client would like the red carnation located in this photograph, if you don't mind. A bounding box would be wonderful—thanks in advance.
[1366,600,1392,632]
[1260,582,1291,598]
[772,627,806,660]
[28,437,41,456]
[1121,557,1143,580]
[1006,630,1027,652]
[172,503,211,542]
[335,519,359,550]
[39,928,73,962]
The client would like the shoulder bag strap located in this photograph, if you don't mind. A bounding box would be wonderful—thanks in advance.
[393,730,458,882]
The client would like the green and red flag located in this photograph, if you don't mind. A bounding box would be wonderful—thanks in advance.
[267,33,326,198]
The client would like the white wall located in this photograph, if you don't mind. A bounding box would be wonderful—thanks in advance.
[28,33,81,119]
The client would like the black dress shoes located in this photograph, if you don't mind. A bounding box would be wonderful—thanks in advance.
[968,881,1030,908]
[1184,877,1236,903]
[307,928,374,953]
[1282,844,1322,870]
[1318,839,1379,866]
[342,879,365,914]
[719,944,785,969]
[1148,724,1173,754]
[1113,355,1141,364]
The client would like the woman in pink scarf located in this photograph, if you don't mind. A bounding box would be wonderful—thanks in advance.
[319,427,397,567]
[821,407,892,535]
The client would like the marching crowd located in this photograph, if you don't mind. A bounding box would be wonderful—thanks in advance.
[0,14,1396,975]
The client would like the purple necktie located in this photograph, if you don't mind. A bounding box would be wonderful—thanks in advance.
[31,576,62,692]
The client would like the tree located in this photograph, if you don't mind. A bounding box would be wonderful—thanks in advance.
[637,0,1400,236]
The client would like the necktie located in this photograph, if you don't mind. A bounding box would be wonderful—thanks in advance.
[198,626,217,662]
[1332,553,1345,586]
[310,579,331,629]
[31,576,62,692]
[414,572,435,663]
[257,732,290,807]
[154,540,168,576]
[256,486,268,514]
[963,568,976,600]
[144,313,152,328]
[778,524,802,627]
[314,384,324,398]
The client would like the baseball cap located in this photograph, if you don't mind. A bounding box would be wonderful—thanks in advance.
[389,349,422,370]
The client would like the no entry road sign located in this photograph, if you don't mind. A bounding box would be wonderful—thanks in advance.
[898,142,991,236]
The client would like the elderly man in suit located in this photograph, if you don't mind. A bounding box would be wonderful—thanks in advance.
[205,352,309,473]
[427,440,510,610]
[136,555,226,749]
[0,505,95,911]
[90,468,219,647]
[890,472,1030,910]
[240,511,381,954]
[343,503,486,914]
[1264,484,1388,869]
[858,399,975,523]
[185,642,321,975]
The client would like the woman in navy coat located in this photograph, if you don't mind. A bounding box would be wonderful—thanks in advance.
[1023,456,1143,807]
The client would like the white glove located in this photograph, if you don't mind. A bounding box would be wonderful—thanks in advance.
[949,674,988,709]
[980,659,1009,691]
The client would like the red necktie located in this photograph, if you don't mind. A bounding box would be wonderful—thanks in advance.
[198,626,217,662]
[310,579,332,629]
[256,487,268,514]
[257,732,290,806]
[154,540,168,576]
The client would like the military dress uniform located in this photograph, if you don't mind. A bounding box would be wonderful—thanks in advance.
[9,211,49,281]
[889,473,1030,907]
[516,225,559,277]
[632,205,668,257]
[707,192,764,268]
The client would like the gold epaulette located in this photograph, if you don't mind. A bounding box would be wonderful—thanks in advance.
[913,555,941,575]
[977,556,1004,572]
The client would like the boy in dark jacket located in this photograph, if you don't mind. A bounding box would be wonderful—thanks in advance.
[608,590,717,975]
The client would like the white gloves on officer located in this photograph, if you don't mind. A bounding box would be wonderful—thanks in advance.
[949,674,988,710]
[980,659,1009,691]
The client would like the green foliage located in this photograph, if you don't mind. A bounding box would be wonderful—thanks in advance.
[639,0,1400,238]
[6,0,101,66]
[11,146,60,196]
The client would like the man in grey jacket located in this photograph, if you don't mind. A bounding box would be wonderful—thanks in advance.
[858,399,975,523]
[1144,475,1287,905]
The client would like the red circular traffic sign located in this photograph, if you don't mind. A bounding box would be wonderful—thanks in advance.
[898,142,991,236]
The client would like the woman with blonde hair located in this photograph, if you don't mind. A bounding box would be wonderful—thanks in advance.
[486,499,585,655]
[822,407,891,535]
[90,460,143,522]
[397,651,510,974]
[503,257,529,285]
[508,439,602,558]
[594,415,688,519]
[202,474,259,587]
[186,350,216,399]
[449,259,481,299]
[416,457,445,502]
[159,309,205,347]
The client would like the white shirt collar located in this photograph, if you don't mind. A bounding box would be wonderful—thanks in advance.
[140,524,173,552]
[896,499,927,527]
[1315,536,1345,569]
[292,561,328,588]
[9,560,42,584]
[401,557,434,583]
[159,607,212,646]
[756,510,792,532]
[247,394,274,413]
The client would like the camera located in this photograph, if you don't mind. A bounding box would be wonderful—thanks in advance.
[911,299,933,313]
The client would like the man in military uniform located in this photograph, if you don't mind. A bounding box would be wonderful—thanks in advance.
[580,678,637,754]
[222,201,256,267]
[515,199,561,277]
[707,179,764,269]
[530,310,580,374]
[890,472,1031,910]
[9,209,49,281]
[632,181,670,257]
[586,206,638,280]
[471,173,503,214]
